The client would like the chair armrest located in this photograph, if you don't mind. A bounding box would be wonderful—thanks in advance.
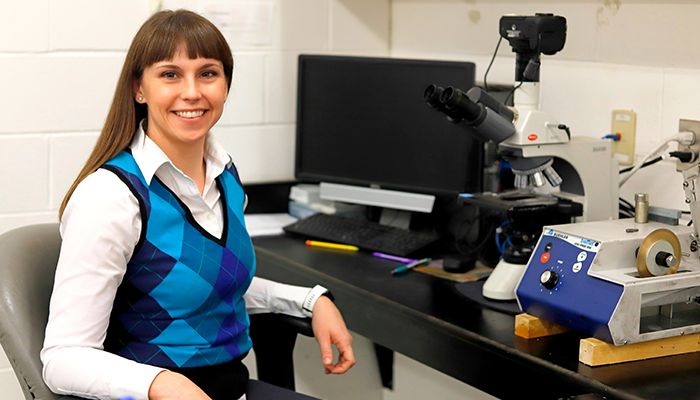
[272,314,314,338]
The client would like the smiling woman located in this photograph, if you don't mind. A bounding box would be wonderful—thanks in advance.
[58,9,234,217]
[42,9,355,400]
[135,54,229,193]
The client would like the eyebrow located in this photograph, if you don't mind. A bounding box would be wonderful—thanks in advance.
[153,62,222,70]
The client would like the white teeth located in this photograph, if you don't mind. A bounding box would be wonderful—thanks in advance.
[176,110,204,118]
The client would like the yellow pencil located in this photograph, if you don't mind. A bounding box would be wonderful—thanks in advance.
[305,240,359,251]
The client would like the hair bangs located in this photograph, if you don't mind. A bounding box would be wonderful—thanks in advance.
[131,10,234,86]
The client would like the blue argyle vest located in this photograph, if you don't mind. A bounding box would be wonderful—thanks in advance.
[102,150,256,368]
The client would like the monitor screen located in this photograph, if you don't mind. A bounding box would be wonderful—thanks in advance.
[295,55,482,196]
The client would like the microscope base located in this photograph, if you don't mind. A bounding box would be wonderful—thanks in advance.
[482,259,527,301]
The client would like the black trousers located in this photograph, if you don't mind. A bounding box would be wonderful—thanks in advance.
[171,355,320,400]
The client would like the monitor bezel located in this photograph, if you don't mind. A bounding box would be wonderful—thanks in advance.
[294,54,483,197]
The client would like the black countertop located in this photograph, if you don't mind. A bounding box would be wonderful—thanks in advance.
[253,234,700,400]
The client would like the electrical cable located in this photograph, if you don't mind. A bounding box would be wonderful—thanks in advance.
[619,201,634,211]
[504,81,523,106]
[454,211,503,266]
[619,197,635,219]
[619,210,634,219]
[669,151,698,163]
[483,37,502,92]
[495,221,510,256]
[619,156,663,174]
[619,131,694,187]
[619,207,634,217]
[619,205,634,215]
[620,197,634,210]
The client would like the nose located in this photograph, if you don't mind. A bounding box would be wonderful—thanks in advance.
[181,76,202,101]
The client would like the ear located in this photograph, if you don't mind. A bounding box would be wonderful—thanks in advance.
[133,80,145,103]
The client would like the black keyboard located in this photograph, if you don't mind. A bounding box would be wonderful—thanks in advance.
[283,213,441,257]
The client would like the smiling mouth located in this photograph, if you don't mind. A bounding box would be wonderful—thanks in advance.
[175,110,205,118]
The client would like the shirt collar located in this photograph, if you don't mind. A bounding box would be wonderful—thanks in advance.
[129,119,234,185]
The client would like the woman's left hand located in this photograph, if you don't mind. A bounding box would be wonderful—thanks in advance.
[311,296,356,374]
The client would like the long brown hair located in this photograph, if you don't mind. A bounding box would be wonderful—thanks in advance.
[59,9,234,219]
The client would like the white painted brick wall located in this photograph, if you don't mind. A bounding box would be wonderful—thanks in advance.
[219,54,267,126]
[0,135,50,213]
[213,124,297,183]
[264,53,302,124]
[0,0,50,52]
[49,133,100,209]
[0,54,124,134]
[49,0,150,50]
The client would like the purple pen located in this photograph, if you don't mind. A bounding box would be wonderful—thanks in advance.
[372,252,418,264]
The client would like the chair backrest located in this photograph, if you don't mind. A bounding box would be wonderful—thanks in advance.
[0,223,80,400]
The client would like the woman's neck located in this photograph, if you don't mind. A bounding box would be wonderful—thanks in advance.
[149,134,208,195]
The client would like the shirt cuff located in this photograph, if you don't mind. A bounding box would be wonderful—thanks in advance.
[301,285,333,317]
[110,363,165,400]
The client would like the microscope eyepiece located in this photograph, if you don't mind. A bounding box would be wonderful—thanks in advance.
[439,86,456,107]
[424,84,516,143]
[423,84,465,123]
[440,87,483,123]
[423,84,443,107]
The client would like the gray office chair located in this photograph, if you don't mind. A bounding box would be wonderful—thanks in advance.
[0,224,70,400]
[0,223,316,400]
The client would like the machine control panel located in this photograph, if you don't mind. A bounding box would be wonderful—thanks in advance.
[516,228,624,341]
[539,269,559,289]
[526,229,600,292]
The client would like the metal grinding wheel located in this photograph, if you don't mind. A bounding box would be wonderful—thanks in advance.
[637,229,682,278]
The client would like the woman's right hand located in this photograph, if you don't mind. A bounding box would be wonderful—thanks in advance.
[148,371,212,400]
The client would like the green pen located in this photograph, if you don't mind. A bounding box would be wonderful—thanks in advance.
[391,258,431,275]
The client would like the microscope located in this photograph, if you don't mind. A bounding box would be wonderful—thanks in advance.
[425,14,619,300]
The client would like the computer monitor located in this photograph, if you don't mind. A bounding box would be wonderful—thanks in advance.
[295,55,482,219]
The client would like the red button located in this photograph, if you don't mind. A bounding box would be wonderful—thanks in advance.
[540,253,550,263]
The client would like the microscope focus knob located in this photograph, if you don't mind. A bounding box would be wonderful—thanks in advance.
[540,269,559,289]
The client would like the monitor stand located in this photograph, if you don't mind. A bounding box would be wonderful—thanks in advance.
[319,182,435,230]
[379,209,412,229]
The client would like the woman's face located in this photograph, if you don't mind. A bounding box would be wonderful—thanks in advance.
[135,49,228,152]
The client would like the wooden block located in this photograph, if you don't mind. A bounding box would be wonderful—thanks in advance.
[514,313,571,339]
[580,334,700,366]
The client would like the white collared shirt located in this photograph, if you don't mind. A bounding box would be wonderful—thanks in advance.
[41,124,313,400]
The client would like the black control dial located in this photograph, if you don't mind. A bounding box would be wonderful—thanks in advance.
[540,269,559,289]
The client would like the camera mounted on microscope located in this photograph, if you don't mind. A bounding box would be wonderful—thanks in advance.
[423,14,567,146]
[499,14,567,82]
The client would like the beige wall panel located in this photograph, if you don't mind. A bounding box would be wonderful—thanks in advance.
[597,3,700,68]
[332,0,390,51]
